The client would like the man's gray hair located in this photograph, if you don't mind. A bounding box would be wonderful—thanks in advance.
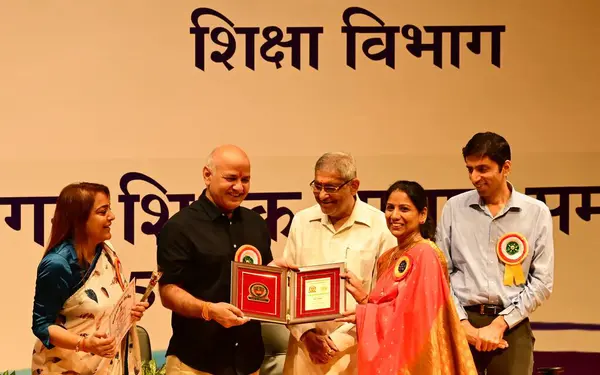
[314,152,357,180]
[205,148,217,172]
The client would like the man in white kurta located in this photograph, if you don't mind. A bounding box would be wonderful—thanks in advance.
[282,152,396,375]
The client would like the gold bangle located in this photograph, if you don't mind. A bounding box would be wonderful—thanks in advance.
[359,294,369,304]
[75,336,84,352]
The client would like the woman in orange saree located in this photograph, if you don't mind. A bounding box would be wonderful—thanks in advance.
[339,181,477,375]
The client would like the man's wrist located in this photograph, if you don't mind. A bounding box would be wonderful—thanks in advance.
[201,301,212,321]
[461,320,477,335]
[494,316,509,331]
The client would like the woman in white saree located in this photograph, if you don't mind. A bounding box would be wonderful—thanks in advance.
[31,182,149,375]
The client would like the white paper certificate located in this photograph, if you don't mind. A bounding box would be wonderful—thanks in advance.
[109,279,136,344]
[304,277,331,311]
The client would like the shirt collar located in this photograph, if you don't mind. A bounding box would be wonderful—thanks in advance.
[468,182,523,211]
[197,189,242,221]
[309,194,373,228]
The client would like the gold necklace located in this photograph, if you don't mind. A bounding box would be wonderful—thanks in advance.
[392,241,419,260]
[380,238,423,275]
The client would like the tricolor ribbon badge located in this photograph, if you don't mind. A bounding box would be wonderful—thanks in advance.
[234,244,262,265]
[497,233,529,286]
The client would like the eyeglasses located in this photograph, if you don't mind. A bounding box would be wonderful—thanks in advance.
[309,179,353,194]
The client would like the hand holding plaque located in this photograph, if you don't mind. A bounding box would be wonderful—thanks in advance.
[231,262,345,324]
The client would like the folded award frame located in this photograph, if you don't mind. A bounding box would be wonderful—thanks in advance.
[230,262,346,324]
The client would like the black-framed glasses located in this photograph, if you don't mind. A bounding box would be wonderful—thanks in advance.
[309,179,353,194]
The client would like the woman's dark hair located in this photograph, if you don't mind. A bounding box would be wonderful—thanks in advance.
[462,132,511,171]
[384,180,436,240]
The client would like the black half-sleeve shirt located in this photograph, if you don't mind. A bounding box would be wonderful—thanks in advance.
[157,190,273,374]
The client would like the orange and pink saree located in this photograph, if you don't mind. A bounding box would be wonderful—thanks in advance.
[355,240,476,375]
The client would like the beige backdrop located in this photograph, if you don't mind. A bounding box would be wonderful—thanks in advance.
[1,0,599,371]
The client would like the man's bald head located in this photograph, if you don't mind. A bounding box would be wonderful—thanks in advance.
[206,145,250,174]
[203,145,251,214]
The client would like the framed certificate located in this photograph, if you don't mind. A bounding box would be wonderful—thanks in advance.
[230,263,288,324]
[231,262,345,324]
